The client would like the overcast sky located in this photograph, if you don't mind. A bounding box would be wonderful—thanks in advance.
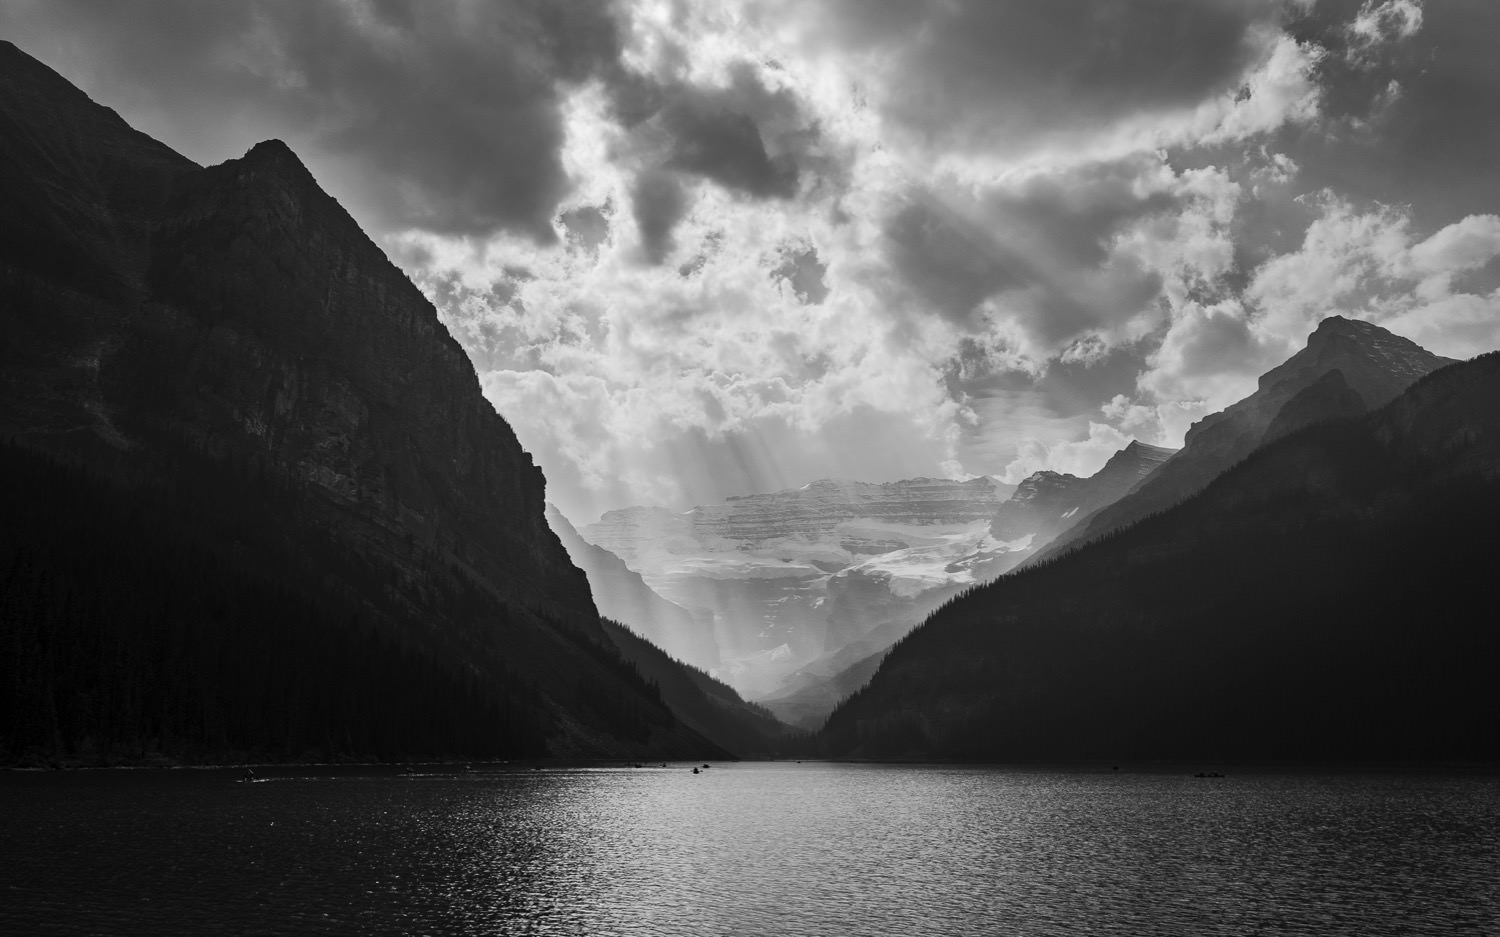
[6,0,1498,522]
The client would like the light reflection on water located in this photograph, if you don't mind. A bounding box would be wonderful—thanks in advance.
[2,763,1497,935]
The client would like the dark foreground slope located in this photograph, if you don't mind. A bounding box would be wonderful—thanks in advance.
[0,41,722,763]
[547,504,720,672]
[823,353,1500,763]
[548,507,796,754]
[1032,317,1453,565]
[600,620,803,757]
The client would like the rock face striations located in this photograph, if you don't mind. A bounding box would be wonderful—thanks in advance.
[580,477,1016,697]
[1032,316,1454,565]
[579,442,1183,724]
[0,41,720,763]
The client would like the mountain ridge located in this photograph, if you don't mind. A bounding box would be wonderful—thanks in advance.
[1030,315,1454,565]
[0,40,727,763]
[820,349,1500,762]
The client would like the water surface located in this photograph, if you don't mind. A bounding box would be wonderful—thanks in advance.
[2,763,1497,935]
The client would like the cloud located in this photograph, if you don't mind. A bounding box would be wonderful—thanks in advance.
[1405,214,1500,278]
[0,0,831,246]
[0,0,643,240]
[10,0,1495,520]
[795,0,1274,161]
[1347,0,1424,49]
[1282,0,1500,227]
[608,58,831,264]
[1000,421,1140,484]
[882,160,1179,356]
[631,169,689,263]
[654,63,805,199]
[1109,201,1500,449]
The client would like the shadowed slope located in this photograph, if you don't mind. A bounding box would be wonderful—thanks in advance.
[0,41,723,763]
[823,353,1500,763]
[1031,317,1453,566]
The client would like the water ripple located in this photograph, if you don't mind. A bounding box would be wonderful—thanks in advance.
[1,765,1496,935]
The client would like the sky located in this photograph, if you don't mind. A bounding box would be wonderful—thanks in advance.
[5,0,1499,523]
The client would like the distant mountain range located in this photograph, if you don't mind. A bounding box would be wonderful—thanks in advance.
[576,477,1018,697]
[569,440,1182,727]
[0,40,783,764]
[820,326,1498,763]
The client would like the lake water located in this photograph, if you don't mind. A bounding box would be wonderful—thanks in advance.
[2,762,1497,935]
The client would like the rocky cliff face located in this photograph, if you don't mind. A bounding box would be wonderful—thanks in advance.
[579,477,1015,696]
[0,40,714,761]
[1032,316,1454,564]
[131,137,594,619]
[989,441,1174,562]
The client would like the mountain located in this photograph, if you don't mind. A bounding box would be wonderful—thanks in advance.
[821,351,1500,763]
[579,476,1016,696]
[544,507,797,753]
[749,440,1173,729]
[755,644,889,732]
[0,40,724,764]
[988,441,1175,568]
[599,619,802,758]
[1031,316,1454,564]
[546,504,719,672]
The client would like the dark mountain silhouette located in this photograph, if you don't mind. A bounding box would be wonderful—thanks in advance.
[599,619,802,758]
[0,40,726,764]
[546,505,797,753]
[821,351,1500,763]
[1031,317,1454,564]
[757,439,1175,731]
[546,504,720,673]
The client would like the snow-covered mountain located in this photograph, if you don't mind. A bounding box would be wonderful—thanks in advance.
[755,440,1176,728]
[574,441,1175,709]
[577,477,1016,696]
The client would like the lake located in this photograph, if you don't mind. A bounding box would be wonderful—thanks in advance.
[2,762,1497,935]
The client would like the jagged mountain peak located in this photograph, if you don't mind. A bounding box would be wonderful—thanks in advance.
[1023,469,1078,482]
[1094,439,1176,480]
[239,137,312,176]
[1119,439,1176,457]
[1259,315,1453,398]
[987,439,1176,554]
[1030,318,1452,567]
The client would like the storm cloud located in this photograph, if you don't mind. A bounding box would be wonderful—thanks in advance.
[796,0,1285,160]
[9,0,1498,521]
[0,0,636,239]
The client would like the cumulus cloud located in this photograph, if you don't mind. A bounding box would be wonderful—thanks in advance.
[7,0,1493,520]
[795,0,1269,161]
[1348,0,1424,49]
[1001,422,1139,485]
[1095,201,1500,451]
